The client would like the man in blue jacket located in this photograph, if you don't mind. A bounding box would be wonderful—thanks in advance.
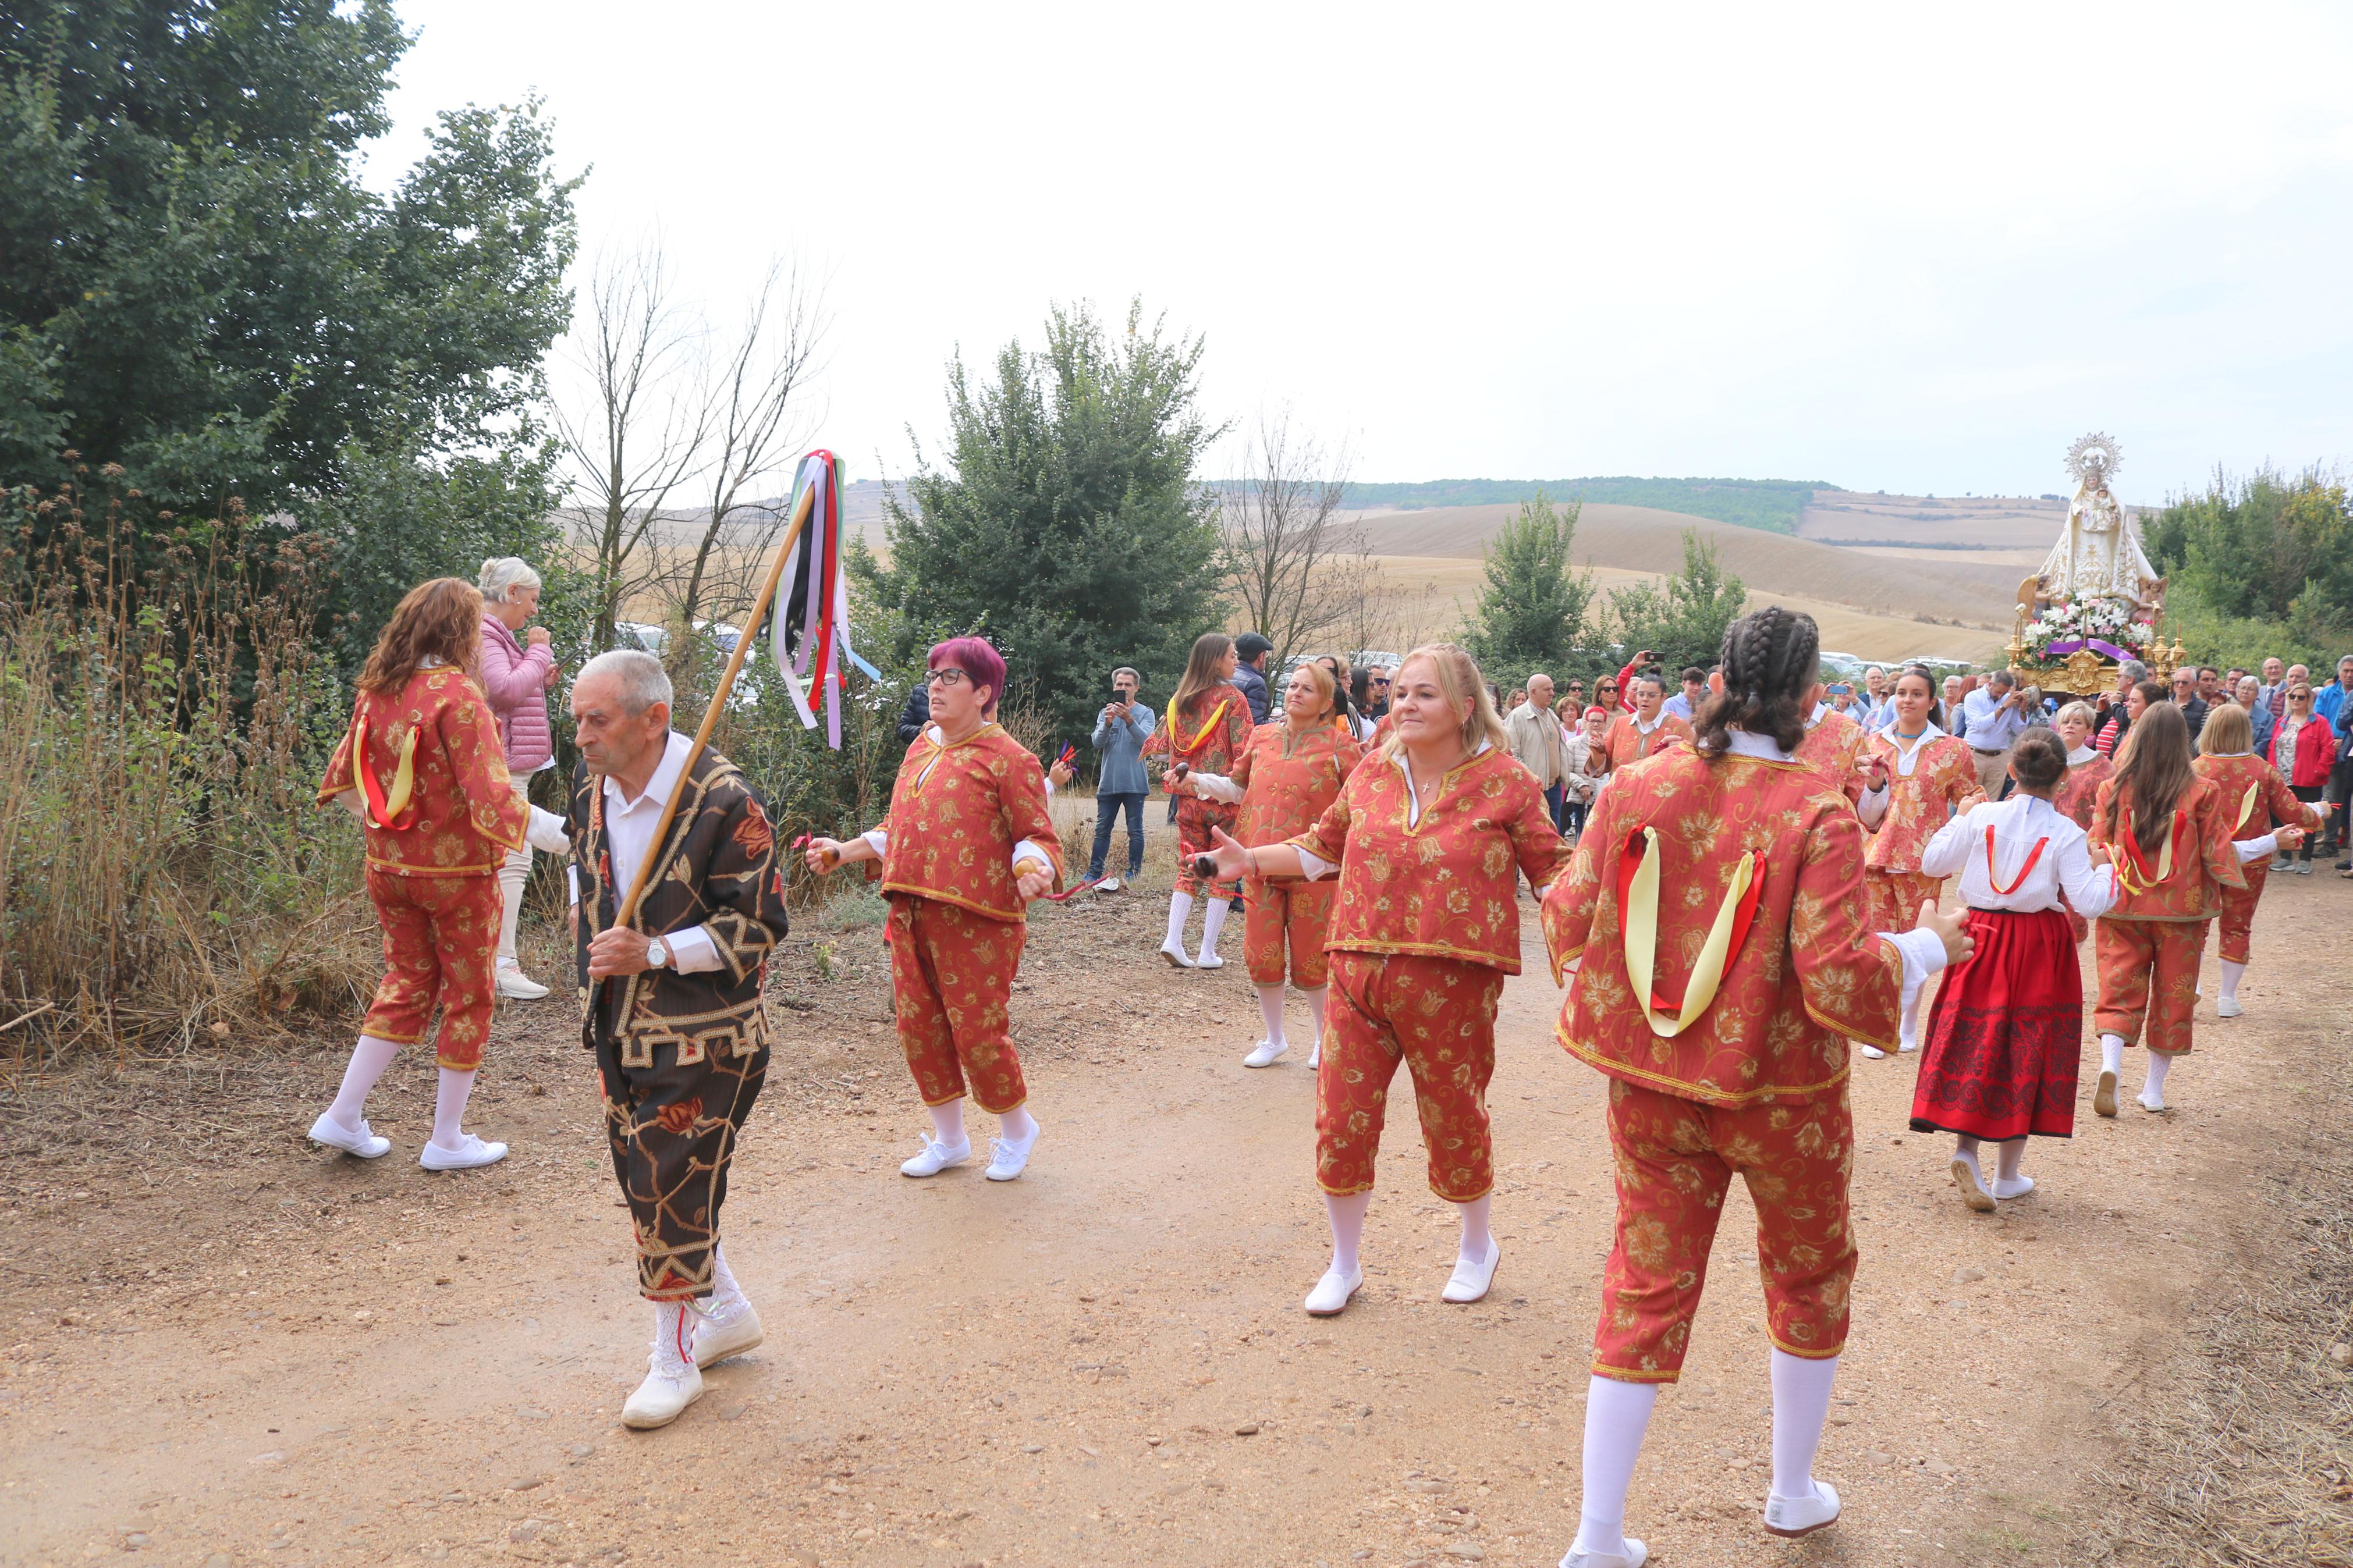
[1089,667,1156,891]
[1232,632,1274,724]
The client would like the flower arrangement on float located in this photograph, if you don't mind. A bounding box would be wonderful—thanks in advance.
[2019,595,2157,664]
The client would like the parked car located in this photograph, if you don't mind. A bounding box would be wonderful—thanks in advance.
[614,621,668,655]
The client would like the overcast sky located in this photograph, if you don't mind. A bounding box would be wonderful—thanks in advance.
[370,2,2353,504]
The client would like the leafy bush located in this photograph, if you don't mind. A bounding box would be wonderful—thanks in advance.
[2142,467,2352,670]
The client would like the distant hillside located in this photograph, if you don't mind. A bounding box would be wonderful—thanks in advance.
[1332,477,1833,534]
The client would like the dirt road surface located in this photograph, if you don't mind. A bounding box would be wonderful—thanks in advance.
[3,845,2347,1568]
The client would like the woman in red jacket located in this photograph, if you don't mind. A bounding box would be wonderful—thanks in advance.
[2266,681,2337,874]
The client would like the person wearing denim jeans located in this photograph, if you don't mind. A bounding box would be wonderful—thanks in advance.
[1089,667,1155,890]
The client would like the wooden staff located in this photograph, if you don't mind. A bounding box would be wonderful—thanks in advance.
[609,479,818,934]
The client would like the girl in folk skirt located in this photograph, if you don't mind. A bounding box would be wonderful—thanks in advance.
[1910,728,2117,1211]
[2189,701,2324,1018]
[1169,661,1360,1068]
[1195,644,1565,1315]
[2087,702,2246,1116]
[1859,664,1986,1057]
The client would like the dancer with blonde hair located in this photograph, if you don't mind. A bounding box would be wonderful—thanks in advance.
[2191,701,2323,1018]
[1195,643,1564,1315]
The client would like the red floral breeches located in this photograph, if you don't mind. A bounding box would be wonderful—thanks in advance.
[360,867,502,1071]
[2215,863,2269,966]
[1244,879,1335,989]
[1175,797,1241,899]
[886,895,1028,1114]
[1593,1079,1857,1383]
[596,1031,768,1302]
[2094,916,2209,1055]
[1864,868,1942,936]
[1316,951,1504,1202]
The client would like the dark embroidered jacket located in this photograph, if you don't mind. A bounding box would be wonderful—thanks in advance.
[568,746,790,1068]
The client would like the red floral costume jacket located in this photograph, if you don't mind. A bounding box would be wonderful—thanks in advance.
[318,666,530,875]
[1600,713,1694,775]
[2087,775,2246,922]
[1542,746,1907,1101]
[1862,732,1984,874]
[1229,721,1362,847]
[2053,753,2114,830]
[1145,682,1254,781]
[1286,744,1564,974]
[878,725,1063,921]
[2192,752,2321,846]
[1794,709,1872,807]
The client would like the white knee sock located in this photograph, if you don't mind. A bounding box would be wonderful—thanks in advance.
[431,1068,476,1149]
[1955,1133,1979,1158]
[2220,959,2245,1003]
[1163,890,1195,950]
[1198,896,1231,960]
[999,1105,1037,1144]
[496,848,528,962]
[650,1300,692,1373]
[1325,1190,1372,1276]
[326,1034,402,1129]
[1573,1376,1659,1556]
[1898,985,1924,1050]
[2100,1033,2125,1076]
[1303,986,1328,1050]
[1255,983,1287,1049]
[1996,1137,2026,1183]
[2141,1050,2172,1105]
[710,1242,749,1315]
[928,1099,967,1149]
[1454,1193,1493,1263]
[1769,1349,1839,1503]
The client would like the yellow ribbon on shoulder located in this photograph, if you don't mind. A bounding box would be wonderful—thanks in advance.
[1621,825,1762,1039]
[2111,813,2177,895]
[356,716,419,828]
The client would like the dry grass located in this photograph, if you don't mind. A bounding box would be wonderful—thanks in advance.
[2079,1048,2353,1566]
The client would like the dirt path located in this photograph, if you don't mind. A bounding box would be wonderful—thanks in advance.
[2,838,2346,1568]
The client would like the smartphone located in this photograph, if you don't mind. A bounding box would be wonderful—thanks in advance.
[1828,683,1852,696]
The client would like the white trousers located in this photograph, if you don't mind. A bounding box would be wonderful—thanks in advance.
[497,776,533,962]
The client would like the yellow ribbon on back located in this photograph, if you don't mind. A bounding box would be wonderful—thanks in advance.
[2111,813,2177,895]
[1621,825,1761,1039]
[356,716,419,828]
[2235,779,2261,832]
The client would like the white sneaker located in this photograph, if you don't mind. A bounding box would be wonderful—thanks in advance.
[2217,996,2243,1018]
[1243,1039,1289,1068]
[1763,1478,1841,1538]
[307,1112,391,1160]
[495,959,550,1000]
[1950,1152,1995,1213]
[985,1122,1040,1181]
[1560,1539,1648,1567]
[621,1360,704,1430]
[2138,1090,2169,1114]
[1158,938,1195,969]
[419,1133,507,1171]
[1857,1043,1887,1061]
[691,1303,764,1368]
[1194,949,1225,969]
[1097,876,1121,894]
[1990,1174,2036,1200]
[1308,1043,1321,1070]
[899,1136,971,1178]
[1304,1265,1363,1317]
[1897,1029,1920,1054]
[1443,1239,1502,1304]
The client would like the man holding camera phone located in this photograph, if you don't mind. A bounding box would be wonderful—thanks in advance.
[1089,667,1155,892]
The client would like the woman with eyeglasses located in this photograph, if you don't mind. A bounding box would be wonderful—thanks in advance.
[803,637,1064,1182]
[2266,682,2337,875]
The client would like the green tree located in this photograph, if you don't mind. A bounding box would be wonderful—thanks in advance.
[0,2,581,516]
[851,300,1226,746]
[1459,490,1595,684]
[1605,529,1749,673]
[2141,466,2351,658]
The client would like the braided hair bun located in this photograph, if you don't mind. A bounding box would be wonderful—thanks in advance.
[1692,606,1820,760]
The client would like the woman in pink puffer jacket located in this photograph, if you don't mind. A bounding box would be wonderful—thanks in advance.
[478,558,563,998]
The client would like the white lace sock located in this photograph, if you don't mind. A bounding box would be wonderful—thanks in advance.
[1995,1137,2027,1183]
[1455,1192,1493,1264]
[1163,890,1195,951]
[496,845,528,961]
[1898,984,1924,1050]
[2142,1050,2173,1105]
[430,1068,477,1149]
[650,1300,692,1374]
[1302,986,1328,1051]
[998,1105,1037,1145]
[2220,959,2246,1004]
[708,1243,750,1317]
[1197,897,1231,961]
[1325,1190,1372,1276]
[928,1098,967,1149]
[1255,984,1287,1051]
[326,1034,402,1129]
[1573,1376,1659,1557]
[1769,1349,1839,1503]
[2100,1033,2125,1076]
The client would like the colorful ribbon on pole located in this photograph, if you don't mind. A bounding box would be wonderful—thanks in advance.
[770,449,879,748]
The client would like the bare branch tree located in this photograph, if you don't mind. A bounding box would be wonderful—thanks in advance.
[549,240,713,653]
[1219,410,1358,669]
[668,254,829,642]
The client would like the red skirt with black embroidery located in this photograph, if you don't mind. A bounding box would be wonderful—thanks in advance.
[1910,906,2082,1141]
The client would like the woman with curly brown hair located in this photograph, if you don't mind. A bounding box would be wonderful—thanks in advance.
[310,578,570,1171]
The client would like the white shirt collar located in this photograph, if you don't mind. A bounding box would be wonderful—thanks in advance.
[2067,745,2098,765]
[604,731,691,813]
[1632,709,1667,735]
[2202,747,2253,759]
[1724,729,1795,763]
[1880,719,1946,748]
[1388,737,1493,824]
[1808,701,1828,725]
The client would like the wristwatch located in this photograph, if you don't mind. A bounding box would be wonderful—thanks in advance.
[645,936,670,970]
